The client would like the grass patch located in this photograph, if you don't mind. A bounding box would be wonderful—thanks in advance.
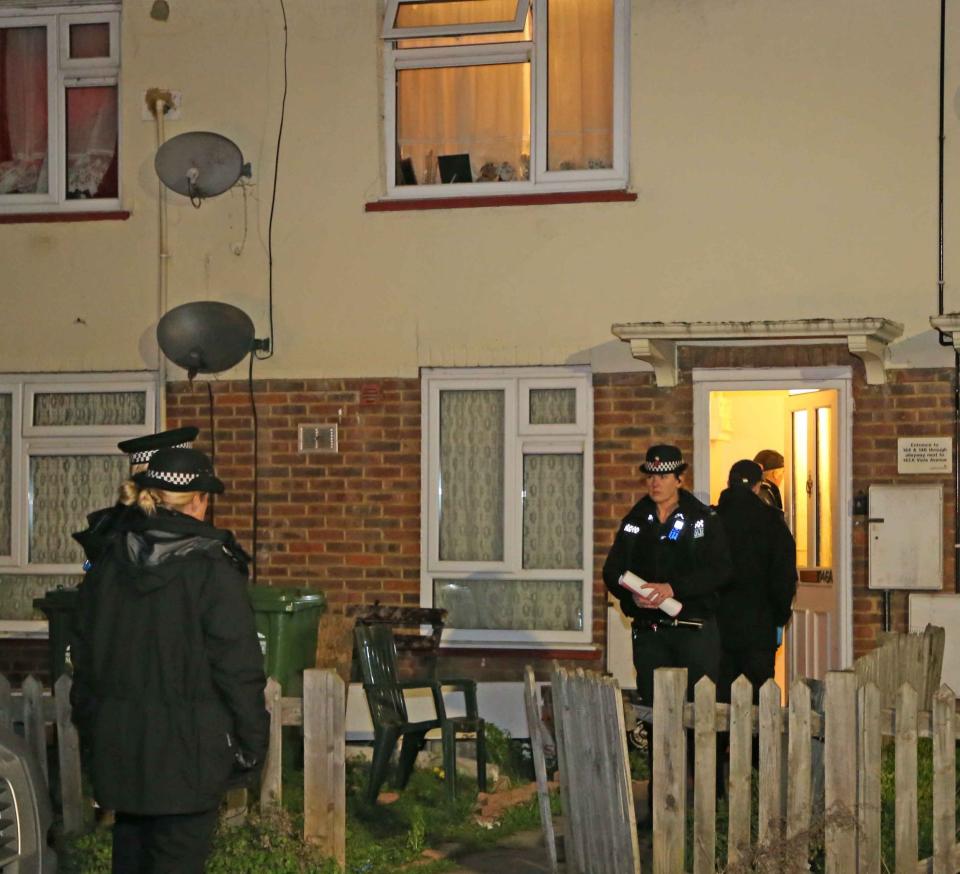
[59,758,547,874]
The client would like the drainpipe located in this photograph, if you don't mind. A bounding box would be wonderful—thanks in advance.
[154,97,170,427]
[933,0,960,592]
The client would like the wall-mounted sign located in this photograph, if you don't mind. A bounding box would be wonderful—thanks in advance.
[897,437,952,474]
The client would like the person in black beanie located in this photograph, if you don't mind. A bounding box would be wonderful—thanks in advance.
[70,448,267,874]
[752,449,785,511]
[715,459,797,703]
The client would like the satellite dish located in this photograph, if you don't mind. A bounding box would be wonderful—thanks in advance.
[157,301,255,377]
[154,131,251,204]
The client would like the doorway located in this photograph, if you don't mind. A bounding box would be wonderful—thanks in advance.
[692,367,853,686]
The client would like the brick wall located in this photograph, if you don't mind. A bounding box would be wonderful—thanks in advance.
[167,348,958,672]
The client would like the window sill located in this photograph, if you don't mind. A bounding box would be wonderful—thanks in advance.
[439,645,601,660]
[0,210,131,225]
[365,189,637,212]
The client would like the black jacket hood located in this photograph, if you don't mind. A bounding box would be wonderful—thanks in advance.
[118,509,249,593]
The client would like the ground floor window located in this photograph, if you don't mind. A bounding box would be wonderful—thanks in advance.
[421,366,593,647]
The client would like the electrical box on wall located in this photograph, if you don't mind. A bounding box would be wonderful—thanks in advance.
[868,484,943,590]
[299,424,338,453]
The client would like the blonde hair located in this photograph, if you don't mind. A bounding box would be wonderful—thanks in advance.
[119,480,203,516]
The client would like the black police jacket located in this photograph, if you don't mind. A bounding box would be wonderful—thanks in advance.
[715,486,797,652]
[72,503,142,564]
[70,508,268,815]
[603,489,732,622]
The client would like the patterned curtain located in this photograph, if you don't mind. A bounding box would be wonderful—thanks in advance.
[0,574,80,619]
[529,388,576,425]
[435,578,582,631]
[523,454,583,568]
[33,391,146,427]
[0,393,10,555]
[439,389,504,561]
[29,454,127,564]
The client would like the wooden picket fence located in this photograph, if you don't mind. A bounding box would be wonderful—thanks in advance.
[649,668,960,874]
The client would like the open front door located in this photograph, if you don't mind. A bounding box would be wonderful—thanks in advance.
[784,389,840,681]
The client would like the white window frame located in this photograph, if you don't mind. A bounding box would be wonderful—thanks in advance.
[382,0,529,39]
[0,371,157,573]
[382,0,630,200]
[422,366,593,648]
[0,2,121,215]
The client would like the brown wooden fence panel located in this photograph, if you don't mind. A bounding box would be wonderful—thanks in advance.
[260,677,283,809]
[786,679,812,871]
[600,674,640,873]
[758,678,783,849]
[931,684,956,874]
[895,683,919,873]
[54,674,84,835]
[693,676,716,874]
[857,681,881,874]
[522,666,559,874]
[551,666,584,874]
[21,676,46,787]
[727,674,753,868]
[653,667,686,874]
[303,669,345,868]
[824,671,857,873]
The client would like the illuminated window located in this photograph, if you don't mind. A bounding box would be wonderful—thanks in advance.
[0,4,120,213]
[381,0,629,198]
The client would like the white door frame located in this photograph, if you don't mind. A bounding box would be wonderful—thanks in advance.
[691,366,854,669]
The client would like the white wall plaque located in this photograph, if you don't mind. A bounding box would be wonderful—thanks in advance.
[897,437,952,474]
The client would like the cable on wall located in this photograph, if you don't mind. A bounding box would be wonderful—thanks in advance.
[207,380,216,524]
[256,0,288,361]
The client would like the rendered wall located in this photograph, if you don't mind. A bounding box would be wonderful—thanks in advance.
[2,0,960,377]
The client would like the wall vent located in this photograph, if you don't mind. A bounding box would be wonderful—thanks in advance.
[298,424,338,453]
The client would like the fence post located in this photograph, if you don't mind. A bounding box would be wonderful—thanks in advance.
[601,676,640,874]
[21,676,47,787]
[54,674,84,835]
[857,681,881,874]
[523,666,558,873]
[259,677,283,810]
[758,679,783,849]
[894,682,918,873]
[303,668,345,869]
[693,676,716,874]
[824,671,857,873]
[653,667,686,874]
[727,674,753,869]
[552,666,585,874]
[931,684,957,874]
[786,679,812,871]
[0,674,12,734]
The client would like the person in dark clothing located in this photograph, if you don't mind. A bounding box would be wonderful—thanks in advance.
[752,449,785,511]
[70,448,268,874]
[72,427,200,566]
[603,445,731,814]
[716,459,797,703]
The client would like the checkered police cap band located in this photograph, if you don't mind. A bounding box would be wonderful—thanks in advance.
[645,459,684,473]
[149,469,201,486]
[130,442,192,464]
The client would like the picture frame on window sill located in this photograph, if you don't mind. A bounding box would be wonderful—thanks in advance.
[438,154,473,184]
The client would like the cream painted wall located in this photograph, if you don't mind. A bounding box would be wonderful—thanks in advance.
[2,0,959,377]
[708,390,789,504]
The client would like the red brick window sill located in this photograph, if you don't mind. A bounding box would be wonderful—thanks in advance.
[0,211,131,225]
[365,190,637,212]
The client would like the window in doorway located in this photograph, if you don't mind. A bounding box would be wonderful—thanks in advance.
[422,367,593,646]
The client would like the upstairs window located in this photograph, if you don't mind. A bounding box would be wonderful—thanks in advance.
[381,0,629,198]
[0,3,120,213]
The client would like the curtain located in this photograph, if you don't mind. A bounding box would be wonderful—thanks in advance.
[66,85,118,198]
[0,574,80,619]
[529,387,576,425]
[547,0,614,170]
[0,394,10,555]
[435,578,582,630]
[29,454,128,564]
[439,389,504,562]
[523,454,583,569]
[33,391,146,427]
[0,26,48,194]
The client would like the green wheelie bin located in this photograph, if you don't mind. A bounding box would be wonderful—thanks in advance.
[248,586,326,697]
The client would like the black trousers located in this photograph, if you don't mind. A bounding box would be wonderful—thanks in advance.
[717,647,776,705]
[112,809,219,874]
[632,618,721,807]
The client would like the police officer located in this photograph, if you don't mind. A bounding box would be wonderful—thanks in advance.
[72,426,199,566]
[603,444,732,711]
[715,459,797,702]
